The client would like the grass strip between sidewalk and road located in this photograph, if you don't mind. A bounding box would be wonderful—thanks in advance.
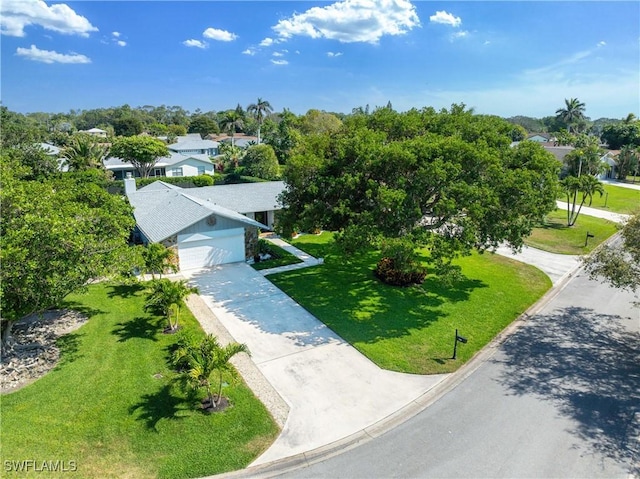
[1,283,279,479]
[268,233,551,375]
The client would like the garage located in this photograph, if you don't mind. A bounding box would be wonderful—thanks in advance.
[177,228,245,270]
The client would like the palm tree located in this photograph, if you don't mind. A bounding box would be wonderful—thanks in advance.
[555,98,586,134]
[144,278,199,332]
[141,243,177,279]
[61,134,109,171]
[623,113,637,124]
[561,175,604,226]
[220,111,244,147]
[174,334,250,409]
[247,98,273,144]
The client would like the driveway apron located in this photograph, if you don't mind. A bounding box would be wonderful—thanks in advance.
[183,264,447,466]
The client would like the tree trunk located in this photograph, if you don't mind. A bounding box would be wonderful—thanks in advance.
[1,319,16,353]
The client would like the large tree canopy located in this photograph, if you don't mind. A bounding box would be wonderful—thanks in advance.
[110,135,169,178]
[0,159,137,347]
[278,106,560,272]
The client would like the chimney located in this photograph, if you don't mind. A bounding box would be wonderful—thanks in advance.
[124,175,136,196]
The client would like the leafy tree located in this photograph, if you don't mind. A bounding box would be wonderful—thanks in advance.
[583,213,640,293]
[279,107,560,277]
[264,109,300,164]
[555,98,587,133]
[298,109,343,135]
[61,134,110,171]
[615,146,639,180]
[173,334,250,409]
[601,121,640,150]
[0,165,136,349]
[188,115,219,138]
[167,124,187,137]
[242,144,280,180]
[113,117,144,137]
[247,98,273,143]
[141,243,178,279]
[144,279,198,332]
[560,175,605,226]
[147,122,168,136]
[110,136,169,178]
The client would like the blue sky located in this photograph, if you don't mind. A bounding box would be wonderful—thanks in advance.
[2,1,639,119]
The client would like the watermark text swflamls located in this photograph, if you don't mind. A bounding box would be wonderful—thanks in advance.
[4,460,78,473]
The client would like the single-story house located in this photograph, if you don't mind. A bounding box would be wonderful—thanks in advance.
[125,179,284,270]
[79,128,108,137]
[168,134,219,156]
[527,133,553,143]
[105,152,214,180]
[599,150,620,179]
[209,133,259,149]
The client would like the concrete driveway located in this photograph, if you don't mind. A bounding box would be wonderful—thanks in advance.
[183,264,447,465]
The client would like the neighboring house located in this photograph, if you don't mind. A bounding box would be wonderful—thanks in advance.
[539,142,575,162]
[79,128,108,137]
[104,152,214,180]
[168,134,219,156]
[125,179,279,270]
[527,133,552,143]
[38,142,68,172]
[210,133,259,149]
[599,150,620,179]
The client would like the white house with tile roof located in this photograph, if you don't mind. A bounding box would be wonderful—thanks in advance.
[125,179,283,270]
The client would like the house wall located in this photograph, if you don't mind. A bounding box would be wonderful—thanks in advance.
[243,210,276,230]
[177,215,248,236]
[165,159,214,178]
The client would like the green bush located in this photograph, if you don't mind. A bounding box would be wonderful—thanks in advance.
[374,257,426,286]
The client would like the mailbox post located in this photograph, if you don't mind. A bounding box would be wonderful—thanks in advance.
[585,231,595,247]
[452,328,467,360]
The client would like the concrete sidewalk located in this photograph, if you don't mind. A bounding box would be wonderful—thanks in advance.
[599,178,640,191]
[556,200,630,223]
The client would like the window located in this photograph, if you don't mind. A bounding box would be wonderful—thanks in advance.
[171,167,183,177]
[197,166,206,175]
[154,169,162,177]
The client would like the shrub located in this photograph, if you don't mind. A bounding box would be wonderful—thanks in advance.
[374,257,426,286]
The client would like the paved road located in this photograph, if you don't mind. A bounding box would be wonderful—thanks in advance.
[279,270,640,478]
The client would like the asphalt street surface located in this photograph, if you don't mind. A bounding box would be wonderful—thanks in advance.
[280,269,640,478]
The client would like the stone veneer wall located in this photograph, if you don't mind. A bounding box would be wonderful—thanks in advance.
[245,227,259,260]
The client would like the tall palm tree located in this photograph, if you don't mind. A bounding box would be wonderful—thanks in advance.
[61,134,109,171]
[175,334,250,409]
[220,111,244,147]
[247,98,273,144]
[561,175,604,226]
[623,113,637,124]
[555,98,586,134]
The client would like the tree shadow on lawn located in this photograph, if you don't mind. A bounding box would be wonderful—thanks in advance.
[55,332,84,368]
[274,261,486,346]
[495,306,640,475]
[112,316,161,342]
[129,383,191,431]
[57,300,105,319]
[106,282,146,299]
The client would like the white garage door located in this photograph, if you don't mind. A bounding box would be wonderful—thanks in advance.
[178,228,245,270]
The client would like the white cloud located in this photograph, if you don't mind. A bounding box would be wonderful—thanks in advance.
[112,31,120,38]
[597,41,606,47]
[1,0,98,37]
[327,51,343,57]
[16,44,90,64]
[271,59,289,66]
[272,0,420,44]
[272,51,285,57]
[429,11,461,28]
[116,40,126,47]
[260,37,275,47]
[203,27,237,42]
[451,30,468,40]
[242,48,257,56]
[183,39,208,49]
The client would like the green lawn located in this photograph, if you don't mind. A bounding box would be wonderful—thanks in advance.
[0,283,279,479]
[251,241,302,271]
[268,233,551,375]
[561,184,639,215]
[525,209,619,255]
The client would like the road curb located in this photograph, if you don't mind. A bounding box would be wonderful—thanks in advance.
[205,252,591,479]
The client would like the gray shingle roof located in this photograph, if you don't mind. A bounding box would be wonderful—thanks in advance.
[168,139,218,151]
[127,182,267,243]
[104,152,212,169]
[184,181,285,214]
